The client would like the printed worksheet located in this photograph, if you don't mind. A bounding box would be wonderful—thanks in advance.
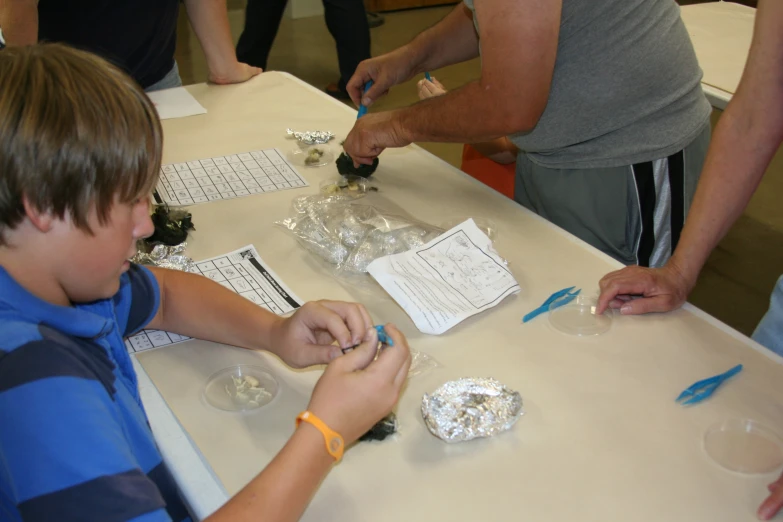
[154,149,308,206]
[125,245,302,353]
[367,219,519,335]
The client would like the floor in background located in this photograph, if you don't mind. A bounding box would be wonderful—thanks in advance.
[174,3,781,337]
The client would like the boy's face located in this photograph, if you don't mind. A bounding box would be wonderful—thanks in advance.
[52,196,154,303]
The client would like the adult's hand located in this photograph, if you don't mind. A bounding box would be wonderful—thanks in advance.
[342,110,410,165]
[208,61,262,85]
[759,471,783,520]
[596,263,694,315]
[346,49,418,108]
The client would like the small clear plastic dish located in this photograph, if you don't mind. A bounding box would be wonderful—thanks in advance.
[704,419,783,474]
[287,145,335,168]
[548,294,611,336]
[204,365,278,412]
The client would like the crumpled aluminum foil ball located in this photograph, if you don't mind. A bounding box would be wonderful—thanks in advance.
[131,243,197,272]
[422,378,523,443]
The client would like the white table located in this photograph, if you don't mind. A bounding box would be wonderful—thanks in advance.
[134,71,783,522]
[680,2,756,109]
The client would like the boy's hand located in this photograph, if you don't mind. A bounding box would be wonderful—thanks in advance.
[417,76,447,100]
[269,301,373,368]
[307,324,412,444]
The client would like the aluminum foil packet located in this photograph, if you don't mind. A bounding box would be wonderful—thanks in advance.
[421,378,523,443]
[131,242,197,272]
[286,128,335,145]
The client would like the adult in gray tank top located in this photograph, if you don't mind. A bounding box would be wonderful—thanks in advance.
[342,0,712,267]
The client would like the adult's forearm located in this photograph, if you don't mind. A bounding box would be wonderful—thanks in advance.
[183,0,237,73]
[0,0,38,45]
[394,80,538,144]
[668,0,783,284]
[402,4,480,74]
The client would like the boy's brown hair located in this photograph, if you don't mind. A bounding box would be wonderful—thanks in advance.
[0,43,162,246]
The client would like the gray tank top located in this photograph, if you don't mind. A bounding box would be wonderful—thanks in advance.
[462,0,711,169]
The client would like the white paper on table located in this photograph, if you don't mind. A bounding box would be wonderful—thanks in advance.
[147,87,207,120]
[368,219,520,334]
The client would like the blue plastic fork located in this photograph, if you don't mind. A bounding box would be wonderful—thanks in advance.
[676,364,743,405]
[522,286,581,323]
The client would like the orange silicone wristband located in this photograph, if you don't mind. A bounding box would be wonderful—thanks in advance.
[296,411,344,462]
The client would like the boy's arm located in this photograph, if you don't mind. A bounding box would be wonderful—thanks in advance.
[144,267,371,367]
[596,0,783,315]
[0,0,38,45]
[182,0,261,85]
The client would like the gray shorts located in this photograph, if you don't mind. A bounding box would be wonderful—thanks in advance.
[514,122,711,267]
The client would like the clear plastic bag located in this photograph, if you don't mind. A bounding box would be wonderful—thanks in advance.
[276,193,443,278]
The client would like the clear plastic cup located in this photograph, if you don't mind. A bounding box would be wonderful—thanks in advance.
[704,419,783,474]
[548,294,612,336]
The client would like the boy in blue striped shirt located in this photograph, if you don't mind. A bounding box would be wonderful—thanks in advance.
[0,44,411,522]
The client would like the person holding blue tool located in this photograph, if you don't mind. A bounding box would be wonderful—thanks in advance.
[595,2,783,518]
[342,0,711,269]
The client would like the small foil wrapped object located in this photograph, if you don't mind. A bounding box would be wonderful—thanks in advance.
[130,242,198,273]
[286,128,335,145]
[421,378,523,443]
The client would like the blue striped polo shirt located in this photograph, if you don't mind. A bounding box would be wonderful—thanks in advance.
[0,263,190,522]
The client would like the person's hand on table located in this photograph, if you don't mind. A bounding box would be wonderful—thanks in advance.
[268,300,373,369]
[596,262,694,315]
[208,61,262,85]
[347,49,418,108]
[307,323,411,444]
[417,76,447,100]
[759,471,783,520]
[343,110,411,166]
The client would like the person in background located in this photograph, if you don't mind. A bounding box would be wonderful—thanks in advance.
[237,0,370,99]
[594,2,783,518]
[0,43,410,521]
[341,0,711,269]
[0,0,260,91]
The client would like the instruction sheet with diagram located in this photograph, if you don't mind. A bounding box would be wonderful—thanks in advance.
[368,219,519,334]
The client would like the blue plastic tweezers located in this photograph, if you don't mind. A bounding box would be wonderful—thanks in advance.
[522,286,581,323]
[356,80,373,118]
[676,364,743,405]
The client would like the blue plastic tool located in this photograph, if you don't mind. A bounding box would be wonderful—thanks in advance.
[522,287,581,323]
[424,71,432,82]
[375,325,394,346]
[676,364,743,405]
[357,80,373,118]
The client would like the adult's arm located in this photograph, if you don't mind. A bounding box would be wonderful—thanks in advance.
[0,0,38,45]
[183,0,261,84]
[344,0,561,164]
[597,0,783,315]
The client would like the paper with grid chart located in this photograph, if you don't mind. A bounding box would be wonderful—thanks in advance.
[154,149,308,206]
[125,245,302,353]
